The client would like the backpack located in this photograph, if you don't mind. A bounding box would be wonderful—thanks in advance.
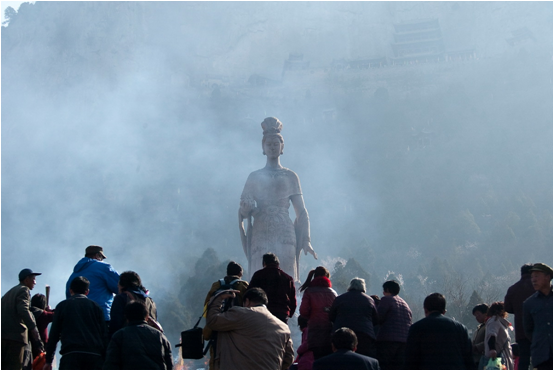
[124,291,164,333]
[213,278,245,311]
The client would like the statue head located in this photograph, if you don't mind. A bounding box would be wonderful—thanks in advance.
[261,117,284,156]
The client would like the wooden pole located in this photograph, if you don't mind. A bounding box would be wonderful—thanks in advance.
[45,285,50,307]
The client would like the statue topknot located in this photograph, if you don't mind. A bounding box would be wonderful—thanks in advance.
[261,117,283,136]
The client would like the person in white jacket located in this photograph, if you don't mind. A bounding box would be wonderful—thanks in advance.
[484,301,514,370]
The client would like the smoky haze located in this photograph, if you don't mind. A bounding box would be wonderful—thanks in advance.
[2,1,553,351]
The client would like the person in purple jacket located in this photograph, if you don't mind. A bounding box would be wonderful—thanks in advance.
[376,280,412,370]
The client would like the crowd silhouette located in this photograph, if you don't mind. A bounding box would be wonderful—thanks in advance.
[2,246,552,370]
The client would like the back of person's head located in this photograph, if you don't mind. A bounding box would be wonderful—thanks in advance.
[487,301,507,318]
[300,266,330,292]
[424,293,446,313]
[70,276,90,295]
[31,293,47,309]
[298,315,308,330]
[227,261,243,276]
[370,295,381,307]
[472,303,489,315]
[521,263,533,276]
[125,300,148,322]
[347,277,366,293]
[85,245,106,259]
[119,271,146,292]
[332,328,358,351]
[262,253,279,266]
[243,287,268,305]
[382,280,401,295]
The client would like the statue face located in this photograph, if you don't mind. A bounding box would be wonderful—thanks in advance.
[263,135,283,158]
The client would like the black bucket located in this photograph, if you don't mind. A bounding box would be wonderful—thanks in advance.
[176,327,204,359]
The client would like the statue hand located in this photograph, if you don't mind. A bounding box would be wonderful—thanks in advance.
[303,242,318,260]
[240,198,255,217]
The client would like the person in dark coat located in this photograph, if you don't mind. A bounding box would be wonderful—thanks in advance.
[109,271,158,337]
[504,263,534,371]
[376,279,412,370]
[29,293,54,359]
[299,266,337,360]
[523,263,553,370]
[471,303,489,369]
[103,301,173,370]
[202,261,249,370]
[329,277,378,358]
[1,268,43,370]
[45,276,108,370]
[313,328,380,370]
[249,253,297,323]
[405,293,474,370]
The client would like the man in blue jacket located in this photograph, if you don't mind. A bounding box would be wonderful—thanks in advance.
[65,246,119,324]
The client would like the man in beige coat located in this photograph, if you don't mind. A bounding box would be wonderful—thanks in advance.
[1,268,44,370]
[206,287,294,370]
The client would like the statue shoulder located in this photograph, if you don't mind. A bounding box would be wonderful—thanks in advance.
[282,167,301,183]
[244,169,266,183]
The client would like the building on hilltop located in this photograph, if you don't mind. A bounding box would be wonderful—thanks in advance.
[349,57,388,69]
[445,49,477,62]
[390,18,446,64]
[283,53,310,72]
[506,27,536,46]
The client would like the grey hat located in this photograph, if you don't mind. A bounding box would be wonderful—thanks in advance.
[530,263,553,277]
[19,268,42,282]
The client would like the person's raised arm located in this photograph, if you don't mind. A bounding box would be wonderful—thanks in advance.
[206,290,242,331]
[104,265,120,296]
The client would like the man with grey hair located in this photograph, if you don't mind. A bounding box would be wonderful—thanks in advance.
[329,278,378,357]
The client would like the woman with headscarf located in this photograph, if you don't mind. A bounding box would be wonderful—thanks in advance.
[299,266,337,360]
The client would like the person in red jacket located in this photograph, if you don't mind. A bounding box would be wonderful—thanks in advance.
[294,315,315,369]
[299,266,337,360]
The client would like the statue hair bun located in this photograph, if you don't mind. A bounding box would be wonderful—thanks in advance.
[261,117,283,136]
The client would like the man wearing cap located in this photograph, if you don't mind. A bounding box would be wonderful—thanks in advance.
[65,245,120,323]
[1,269,44,370]
[523,262,553,370]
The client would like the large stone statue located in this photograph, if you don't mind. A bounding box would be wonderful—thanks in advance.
[239,117,317,281]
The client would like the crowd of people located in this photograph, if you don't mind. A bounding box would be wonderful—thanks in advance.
[1,246,552,370]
